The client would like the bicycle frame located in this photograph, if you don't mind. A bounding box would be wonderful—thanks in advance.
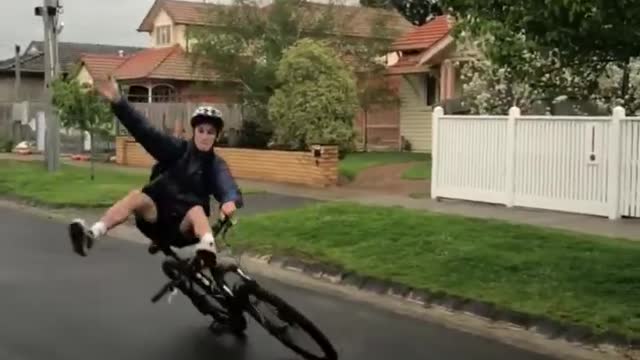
[149,217,254,320]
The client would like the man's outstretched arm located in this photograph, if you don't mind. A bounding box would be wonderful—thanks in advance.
[97,76,184,163]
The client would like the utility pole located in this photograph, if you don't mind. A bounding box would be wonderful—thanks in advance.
[13,44,22,143]
[36,0,62,172]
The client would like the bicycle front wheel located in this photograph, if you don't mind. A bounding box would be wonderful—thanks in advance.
[240,283,338,360]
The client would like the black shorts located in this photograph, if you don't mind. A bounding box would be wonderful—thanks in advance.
[135,186,200,248]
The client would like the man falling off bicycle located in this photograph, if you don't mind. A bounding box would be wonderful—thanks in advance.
[68,76,244,331]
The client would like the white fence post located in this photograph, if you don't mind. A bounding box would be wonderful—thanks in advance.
[505,107,520,207]
[607,106,624,220]
[431,106,444,200]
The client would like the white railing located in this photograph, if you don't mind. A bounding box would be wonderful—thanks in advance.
[431,106,638,219]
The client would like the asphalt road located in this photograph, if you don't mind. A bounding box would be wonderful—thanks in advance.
[0,205,555,360]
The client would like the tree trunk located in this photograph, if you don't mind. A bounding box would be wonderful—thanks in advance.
[363,109,368,151]
[621,58,631,106]
[90,129,95,181]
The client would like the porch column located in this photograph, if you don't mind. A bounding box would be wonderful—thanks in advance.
[147,83,152,103]
[447,60,456,99]
[440,61,449,101]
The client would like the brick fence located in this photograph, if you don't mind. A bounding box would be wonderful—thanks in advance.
[115,136,338,187]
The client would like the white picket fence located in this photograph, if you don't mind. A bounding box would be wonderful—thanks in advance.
[430,106,640,219]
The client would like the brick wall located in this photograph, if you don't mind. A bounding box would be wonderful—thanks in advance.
[115,136,338,187]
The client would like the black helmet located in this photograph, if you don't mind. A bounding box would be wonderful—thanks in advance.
[190,106,224,133]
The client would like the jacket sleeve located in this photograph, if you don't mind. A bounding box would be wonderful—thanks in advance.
[111,97,185,164]
[210,155,244,208]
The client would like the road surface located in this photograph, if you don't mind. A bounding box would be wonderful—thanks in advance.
[0,204,555,360]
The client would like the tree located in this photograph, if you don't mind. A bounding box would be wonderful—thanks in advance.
[323,10,402,150]
[442,0,640,108]
[51,78,114,180]
[189,0,401,150]
[389,0,443,25]
[454,30,640,116]
[267,39,359,154]
[189,0,337,147]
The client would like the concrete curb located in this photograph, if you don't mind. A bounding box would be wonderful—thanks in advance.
[237,251,640,350]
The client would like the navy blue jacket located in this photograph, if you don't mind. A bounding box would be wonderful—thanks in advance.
[110,97,243,214]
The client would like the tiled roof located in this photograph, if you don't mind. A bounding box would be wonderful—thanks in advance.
[385,54,428,75]
[79,54,129,81]
[391,15,452,51]
[0,41,143,74]
[112,45,217,81]
[164,0,230,26]
[138,0,412,40]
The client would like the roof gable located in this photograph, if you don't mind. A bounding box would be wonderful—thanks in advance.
[111,44,217,81]
[137,0,413,40]
[79,54,129,81]
[391,15,452,51]
[138,0,230,32]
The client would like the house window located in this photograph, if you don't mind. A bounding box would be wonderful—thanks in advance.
[155,25,172,45]
[425,72,439,106]
[152,85,176,103]
[127,85,149,103]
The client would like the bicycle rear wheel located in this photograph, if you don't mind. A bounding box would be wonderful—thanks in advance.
[239,283,338,360]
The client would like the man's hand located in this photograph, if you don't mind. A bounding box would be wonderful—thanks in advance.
[95,75,121,103]
[220,201,237,218]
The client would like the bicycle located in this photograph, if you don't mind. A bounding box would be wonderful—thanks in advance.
[147,215,338,360]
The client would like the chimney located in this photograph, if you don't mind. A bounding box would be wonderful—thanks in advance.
[118,50,124,57]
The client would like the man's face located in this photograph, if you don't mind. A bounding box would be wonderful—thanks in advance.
[194,123,217,152]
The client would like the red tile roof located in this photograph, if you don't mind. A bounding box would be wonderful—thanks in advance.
[163,0,229,27]
[79,54,129,81]
[138,0,412,40]
[386,54,429,75]
[111,45,218,81]
[391,15,452,51]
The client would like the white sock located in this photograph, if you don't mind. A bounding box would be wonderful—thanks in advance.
[198,232,216,252]
[90,221,107,238]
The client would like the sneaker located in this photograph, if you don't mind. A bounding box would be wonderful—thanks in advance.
[195,237,218,268]
[68,219,95,256]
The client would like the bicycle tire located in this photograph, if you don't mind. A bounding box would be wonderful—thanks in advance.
[239,283,338,360]
[161,259,240,328]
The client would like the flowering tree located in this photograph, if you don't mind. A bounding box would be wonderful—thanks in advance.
[453,28,640,115]
[443,0,640,115]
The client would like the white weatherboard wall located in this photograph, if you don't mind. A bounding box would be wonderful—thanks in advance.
[431,106,639,219]
[399,75,432,153]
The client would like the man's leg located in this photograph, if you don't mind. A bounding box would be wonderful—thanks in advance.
[69,189,157,256]
[179,206,216,259]
[179,206,246,335]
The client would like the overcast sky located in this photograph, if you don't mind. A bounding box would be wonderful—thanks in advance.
[0,0,158,59]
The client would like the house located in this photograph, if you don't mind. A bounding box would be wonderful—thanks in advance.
[0,41,143,141]
[0,41,143,103]
[75,45,235,104]
[386,15,469,153]
[75,0,413,148]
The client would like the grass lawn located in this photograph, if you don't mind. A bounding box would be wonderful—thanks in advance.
[0,160,258,207]
[339,152,428,181]
[229,202,640,339]
[401,161,431,180]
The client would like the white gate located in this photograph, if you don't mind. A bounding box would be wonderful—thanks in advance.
[620,118,640,217]
[431,107,637,219]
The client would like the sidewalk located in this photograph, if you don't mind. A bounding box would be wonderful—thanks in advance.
[3,153,639,240]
